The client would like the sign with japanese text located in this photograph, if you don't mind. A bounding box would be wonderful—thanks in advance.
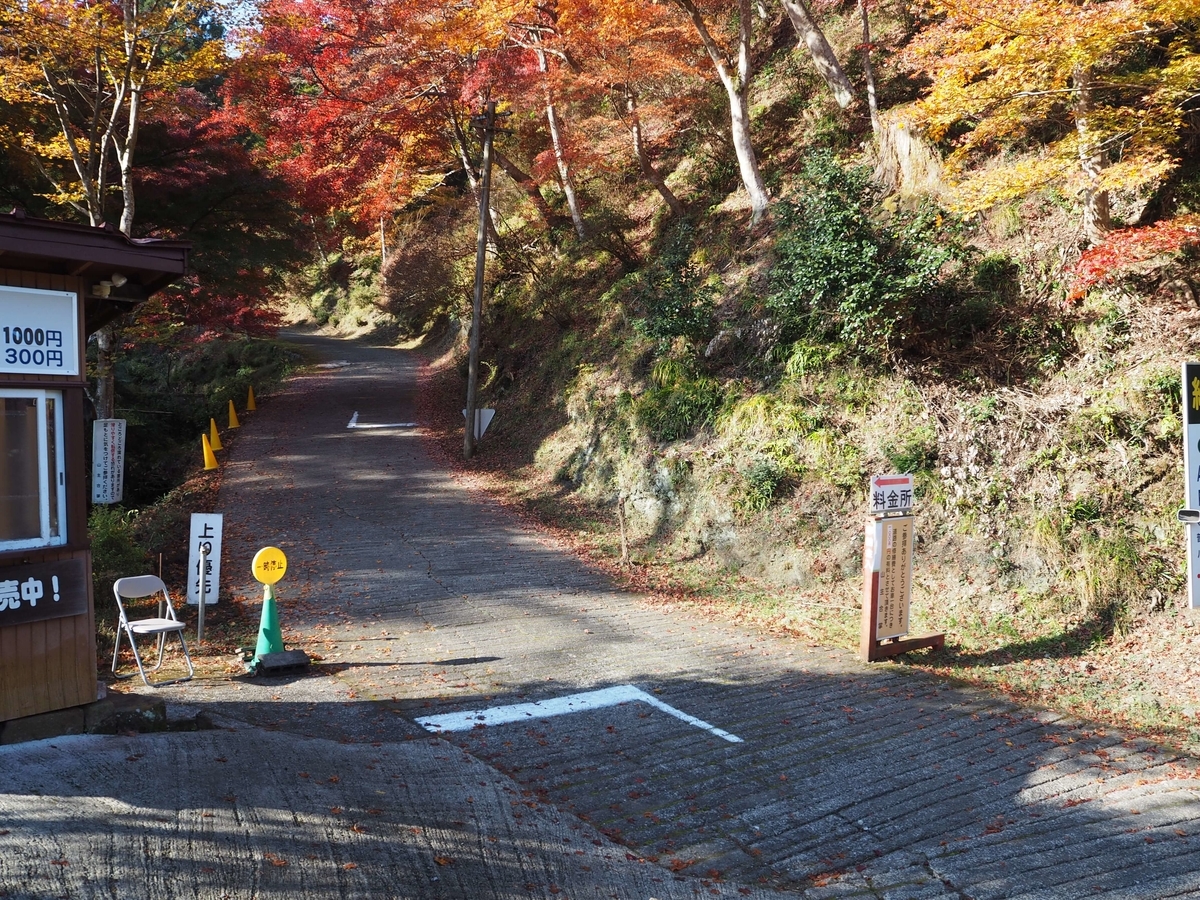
[251,546,287,585]
[0,286,79,376]
[865,516,913,641]
[186,513,223,606]
[868,473,914,516]
[91,419,126,504]
[1183,363,1200,609]
[0,558,87,627]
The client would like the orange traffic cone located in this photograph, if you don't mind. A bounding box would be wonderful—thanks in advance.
[228,400,240,429]
[202,434,218,470]
[246,386,257,411]
[208,418,223,451]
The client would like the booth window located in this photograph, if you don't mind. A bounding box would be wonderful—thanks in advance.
[0,390,66,550]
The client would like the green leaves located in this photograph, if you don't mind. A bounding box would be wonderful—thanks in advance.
[767,152,957,358]
[631,222,717,345]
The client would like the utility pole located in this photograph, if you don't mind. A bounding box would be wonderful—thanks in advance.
[464,100,496,460]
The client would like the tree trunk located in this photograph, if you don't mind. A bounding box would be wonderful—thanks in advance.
[780,0,854,110]
[493,149,569,231]
[535,45,586,240]
[727,82,770,226]
[1074,65,1111,245]
[95,324,117,420]
[858,0,880,138]
[625,87,685,217]
[672,0,770,226]
[450,111,482,194]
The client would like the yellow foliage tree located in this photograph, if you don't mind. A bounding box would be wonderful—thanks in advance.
[903,0,1200,243]
[0,0,226,234]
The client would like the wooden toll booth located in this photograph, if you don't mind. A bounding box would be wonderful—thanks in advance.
[0,210,189,723]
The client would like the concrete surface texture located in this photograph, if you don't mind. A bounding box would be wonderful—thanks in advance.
[2,333,1199,899]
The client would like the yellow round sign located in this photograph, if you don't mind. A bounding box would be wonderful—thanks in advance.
[251,546,288,585]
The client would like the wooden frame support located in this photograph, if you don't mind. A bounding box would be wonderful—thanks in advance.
[860,514,944,662]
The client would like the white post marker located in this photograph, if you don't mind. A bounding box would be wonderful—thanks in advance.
[186,513,223,606]
[196,545,208,645]
[1181,363,1200,608]
[91,418,126,504]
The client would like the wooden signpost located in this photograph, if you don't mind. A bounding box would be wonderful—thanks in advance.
[860,474,945,662]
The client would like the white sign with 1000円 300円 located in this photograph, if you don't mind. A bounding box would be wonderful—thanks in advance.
[0,286,79,376]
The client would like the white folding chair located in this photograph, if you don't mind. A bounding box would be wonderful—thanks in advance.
[111,575,194,687]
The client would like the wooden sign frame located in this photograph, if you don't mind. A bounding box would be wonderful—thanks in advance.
[860,513,944,662]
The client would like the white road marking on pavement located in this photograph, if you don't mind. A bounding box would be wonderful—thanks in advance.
[346,411,417,430]
[416,684,743,743]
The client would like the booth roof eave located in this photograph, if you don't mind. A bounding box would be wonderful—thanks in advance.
[0,209,191,336]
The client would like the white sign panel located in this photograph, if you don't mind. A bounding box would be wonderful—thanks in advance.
[187,513,223,606]
[868,473,914,516]
[462,407,496,440]
[1183,363,1200,609]
[91,419,126,504]
[0,286,79,375]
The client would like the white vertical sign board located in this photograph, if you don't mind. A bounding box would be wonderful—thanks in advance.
[0,286,80,375]
[91,419,126,504]
[187,513,223,606]
[1183,363,1200,608]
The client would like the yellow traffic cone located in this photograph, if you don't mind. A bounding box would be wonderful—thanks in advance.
[228,399,241,429]
[202,433,218,470]
[246,386,257,411]
[208,418,223,451]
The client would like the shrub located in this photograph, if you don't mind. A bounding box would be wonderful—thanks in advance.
[768,152,957,357]
[89,507,147,615]
[883,428,939,474]
[634,362,725,442]
[110,337,299,505]
[973,252,1020,295]
[631,222,716,345]
[739,458,789,513]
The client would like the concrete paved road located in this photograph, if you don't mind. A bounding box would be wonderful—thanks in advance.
[3,333,1200,899]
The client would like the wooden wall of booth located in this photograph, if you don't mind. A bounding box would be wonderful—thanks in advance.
[0,268,95,722]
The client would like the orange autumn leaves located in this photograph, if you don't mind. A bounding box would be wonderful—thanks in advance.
[235,0,706,224]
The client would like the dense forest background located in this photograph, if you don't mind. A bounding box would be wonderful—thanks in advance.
[2,0,1199,734]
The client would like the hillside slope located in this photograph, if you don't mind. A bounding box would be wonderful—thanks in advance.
[296,3,1200,745]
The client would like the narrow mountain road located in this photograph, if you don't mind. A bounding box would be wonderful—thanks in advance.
[3,332,1199,899]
